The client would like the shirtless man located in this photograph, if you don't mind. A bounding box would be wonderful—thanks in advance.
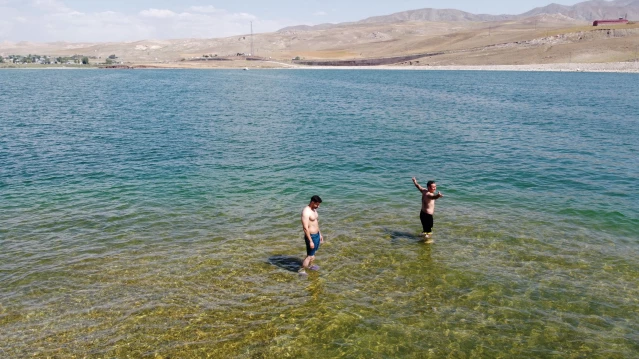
[300,195,323,275]
[412,178,444,242]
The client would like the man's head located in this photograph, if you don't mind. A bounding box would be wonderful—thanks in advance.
[310,195,322,209]
[427,181,437,193]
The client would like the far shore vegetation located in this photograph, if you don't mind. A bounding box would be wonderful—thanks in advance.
[0,54,122,68]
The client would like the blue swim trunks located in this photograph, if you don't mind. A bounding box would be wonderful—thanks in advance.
[304,233,321,256]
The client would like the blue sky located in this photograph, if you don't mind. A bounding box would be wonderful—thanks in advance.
[0,0,587,43]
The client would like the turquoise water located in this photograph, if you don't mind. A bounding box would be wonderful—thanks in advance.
[1,69,638,358]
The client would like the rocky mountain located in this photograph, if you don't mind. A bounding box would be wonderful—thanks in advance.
[277,23,340,33]
[356,8,514,23]
[278,0,639,32]
[521,0,639,21]
[277,9,513,32]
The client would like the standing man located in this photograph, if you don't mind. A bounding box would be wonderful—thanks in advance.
[300,195,323,275]
[412,178,444,242]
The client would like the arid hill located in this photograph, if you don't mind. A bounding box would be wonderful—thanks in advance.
[279,0,638,30]
[521,0,639,21]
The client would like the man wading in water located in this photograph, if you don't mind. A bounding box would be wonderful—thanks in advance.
[299,195,323,275]
[412,177,444,243]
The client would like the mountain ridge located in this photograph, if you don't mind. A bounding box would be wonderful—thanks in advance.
[278,0,639,32]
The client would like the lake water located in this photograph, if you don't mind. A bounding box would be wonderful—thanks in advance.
[1,69,638,358]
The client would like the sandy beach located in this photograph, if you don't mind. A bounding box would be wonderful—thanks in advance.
[3,61,639,73]
[104,60,639,73]
[146,61,639,73]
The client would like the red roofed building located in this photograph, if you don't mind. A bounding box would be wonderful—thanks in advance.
[593,19,629,26]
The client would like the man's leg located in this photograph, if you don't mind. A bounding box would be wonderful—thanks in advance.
[301,233,321,274]
[420,211,434,241]
[308,257,320,271]
[302,234,321,273]
[420,211,430,235]
[302,255,314,269]
[306,234,321,270]
[425,214,434,242]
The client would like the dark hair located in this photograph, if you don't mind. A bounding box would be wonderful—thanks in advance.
[426,181,436,187]
[310,195,322,203]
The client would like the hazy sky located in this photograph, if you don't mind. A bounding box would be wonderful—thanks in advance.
[0,0,588,43]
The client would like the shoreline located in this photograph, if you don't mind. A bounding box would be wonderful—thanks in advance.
[291,62,639,73]
[2,62,639,73]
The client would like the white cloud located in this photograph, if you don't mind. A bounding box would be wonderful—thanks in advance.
[135,8,262,40]
[188,6,221,14]
[140,9,178,19]
[0,2,288,42]
[42,10,155,42]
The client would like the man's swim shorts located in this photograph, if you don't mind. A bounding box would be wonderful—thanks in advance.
[304,232,321,256]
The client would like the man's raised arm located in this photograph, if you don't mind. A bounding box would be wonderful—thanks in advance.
[412,177,426,192]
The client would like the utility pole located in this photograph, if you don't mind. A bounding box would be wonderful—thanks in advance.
[250,21,254,56]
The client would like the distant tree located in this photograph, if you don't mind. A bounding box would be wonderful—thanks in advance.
[105,58,114,65]
[81,57,89,65]
[0,56,4,63]
[108,54,117,59]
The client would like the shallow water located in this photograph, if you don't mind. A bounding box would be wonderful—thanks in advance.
[1,69,638,358]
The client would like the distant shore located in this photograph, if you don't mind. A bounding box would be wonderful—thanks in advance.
[291,62,639,73]
[3,62,638,73]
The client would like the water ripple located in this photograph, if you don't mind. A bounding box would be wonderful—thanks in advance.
[1,69,638,358]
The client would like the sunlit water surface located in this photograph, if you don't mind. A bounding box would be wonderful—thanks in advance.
[1,69,638,358]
